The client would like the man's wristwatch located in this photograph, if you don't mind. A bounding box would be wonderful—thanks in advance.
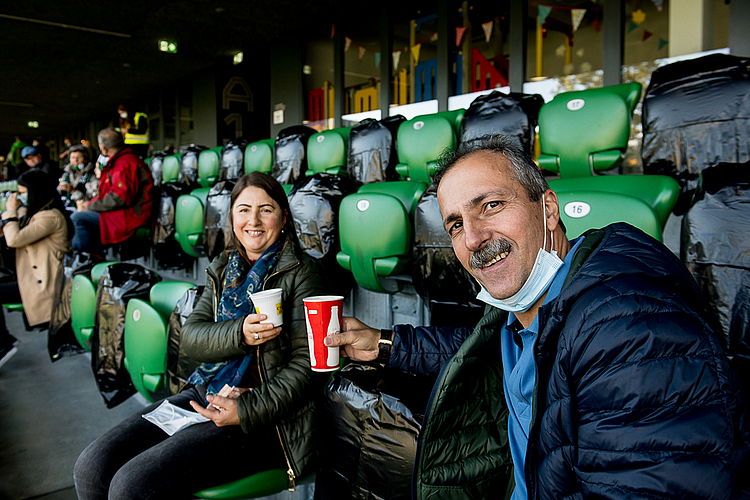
[377,329,393,364]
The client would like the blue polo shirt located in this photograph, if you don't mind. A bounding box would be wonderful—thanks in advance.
[501,236,584,500]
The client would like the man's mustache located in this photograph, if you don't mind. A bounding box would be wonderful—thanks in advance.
[470,239,512,269]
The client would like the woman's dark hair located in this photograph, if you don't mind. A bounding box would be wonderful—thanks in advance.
[17,170,74,239]
[226,172,297,265]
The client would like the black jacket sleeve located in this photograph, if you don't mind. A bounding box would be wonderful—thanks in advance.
[390,324,473,376]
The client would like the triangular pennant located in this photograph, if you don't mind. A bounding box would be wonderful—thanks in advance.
[571,9,586,33]
[359,46,366,61]
[628,21,638,33]
[330,23,335,40]
[392,50,401,69]
[653,0,664,11]
[375,52,381,68]
[642,30,653,41]
[456,26,468,47]
[482,21,493,43]
[345,37,352,52]
[658,37,668,50]
[411,43,421,65]
[592,18,601,32]
[538,5,552,26]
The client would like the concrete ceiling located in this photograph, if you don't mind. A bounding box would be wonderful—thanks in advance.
[0,0,391,155]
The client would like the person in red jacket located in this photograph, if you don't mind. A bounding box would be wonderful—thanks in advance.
[70,128,154,257]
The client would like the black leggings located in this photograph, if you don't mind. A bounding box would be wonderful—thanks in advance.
[0,280,22,345]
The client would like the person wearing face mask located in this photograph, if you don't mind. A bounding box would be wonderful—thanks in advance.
[116,104,149,158]
[58,145,99,210]
[70,128,154,258]
[0,170,73,368]
[324,134,750,499]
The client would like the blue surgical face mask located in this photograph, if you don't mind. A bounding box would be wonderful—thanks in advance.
[18,193,28,206]
[475,198,563,313]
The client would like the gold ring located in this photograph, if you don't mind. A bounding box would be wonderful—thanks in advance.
[254,332,260,340]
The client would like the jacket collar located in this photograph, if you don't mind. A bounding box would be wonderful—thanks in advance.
[207,233,301,284]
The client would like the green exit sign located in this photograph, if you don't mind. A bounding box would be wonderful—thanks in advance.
[159,40,177,53]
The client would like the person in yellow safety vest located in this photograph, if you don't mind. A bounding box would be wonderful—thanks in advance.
[117,104,149,158]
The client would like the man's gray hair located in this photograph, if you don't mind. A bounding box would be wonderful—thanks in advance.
[97,128,124,150]
[434,134,550,202]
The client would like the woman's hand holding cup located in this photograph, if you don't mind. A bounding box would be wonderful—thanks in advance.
[242,313,282,346]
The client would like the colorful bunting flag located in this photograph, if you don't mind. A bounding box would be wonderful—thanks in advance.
[632,9,646,25]
[628,21,638,33]
[456,26,467,47]
[330,24,335,40]
[592,18,601,32]
[482,21,493,42]
[375,52,381,68]
[538,5,552,26]
[392,50,401,69]
[359,46,366,61]
[643,30,653,41]
[571,9,586,32]
[344,37,351,52]
[658,37,668,50]
[653,0,664,11]
[411,44,421,65]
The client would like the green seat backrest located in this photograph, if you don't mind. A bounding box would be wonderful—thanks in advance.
[306,127,351,176]
[557,190,663,241]
[396,109,464,183]
[124,299,167,401]
[174,191,209,257]
[549,174,679,229]
[195,469,291,499]
[70,275,97,351]
[161,154,183,184]
[538,83,642,178]
[337,181,427,293]
[91,262,119,286]
[150,281,195,320]
[198,146,223,188]
[358,180,426,216]
[244,139,275,174]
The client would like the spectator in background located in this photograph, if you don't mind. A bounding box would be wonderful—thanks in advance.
[58,145,98,210]
[6,136,27,167]
[117,104,149,158]
[19,146,59,179]
[0,170,73,368]
[70,128,153,258]
[31,137,51,164]
[58,137,74,162]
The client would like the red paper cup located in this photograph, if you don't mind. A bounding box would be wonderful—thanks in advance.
[303,295,344,372]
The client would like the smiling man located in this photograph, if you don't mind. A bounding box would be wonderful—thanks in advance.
[325,134,750,499]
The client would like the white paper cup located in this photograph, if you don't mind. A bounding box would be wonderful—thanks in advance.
[303,295,344,372]
[249,288,283,327]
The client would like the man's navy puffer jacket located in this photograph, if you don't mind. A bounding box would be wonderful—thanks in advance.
[392,223,750,499]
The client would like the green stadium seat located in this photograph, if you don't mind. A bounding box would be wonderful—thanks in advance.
[161,154,183,184]
[337,181,427,293]
[538,83,642,178]
[556,191,663,241]
[306,127,351,176]
[70,262,119,351]
[3,303,23,312]
[174,189,211,257]
[195,469,298,499]
[244,139,275,175]
[198,146,224,188]
[123,281,194,402]
[549,175,679,230]
[395,109,464,183]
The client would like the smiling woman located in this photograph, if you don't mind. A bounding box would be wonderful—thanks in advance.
[74,172,330,499]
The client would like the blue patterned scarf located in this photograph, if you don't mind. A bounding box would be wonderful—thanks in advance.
[187,240,284,401]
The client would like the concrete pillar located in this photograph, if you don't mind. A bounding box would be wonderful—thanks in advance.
[669,0,714,58]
